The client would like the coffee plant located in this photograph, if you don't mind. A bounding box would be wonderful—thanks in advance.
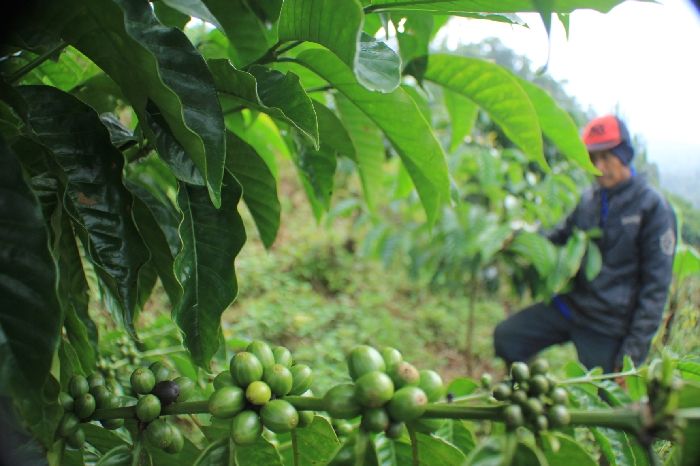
[2,0,699,465]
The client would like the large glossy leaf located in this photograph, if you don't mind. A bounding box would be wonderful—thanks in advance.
[0,137,62,388]
[224,131,280,248]
[396,13,433,80]
[278,0,363,72]
[363,0,626,14]
[174,173,246,367]
[516,77,598,173]
[282,416,340,466]
[356,33,402,92]
[312,100,356,159]
[14,46,101,92]
[296,49,450,225]
[444,88,478,152]
[208,59,319,148]
[509,232,557,276]
[160,0,221,29]
[54,212,96,371]
[95,445,133,466]
[225,113,287,178]
[435,420,476,457]
[202,0,274,66]
[425,54,546,169]
[62,0,226,206]
[278,0,402,92]
[18,85,149,336]
[290,130,338,220]
[334,94,385,212]
[541,432,597,466]
[235,437,284,466]
[394,432,467,465]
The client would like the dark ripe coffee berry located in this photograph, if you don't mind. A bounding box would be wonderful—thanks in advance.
[152,380,180,407]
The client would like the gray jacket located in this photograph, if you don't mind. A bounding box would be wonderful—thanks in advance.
[547,175,676,366]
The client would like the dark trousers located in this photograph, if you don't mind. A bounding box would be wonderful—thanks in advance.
[493,302,622,373]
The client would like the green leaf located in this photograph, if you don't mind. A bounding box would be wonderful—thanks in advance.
[402,84,432,124]
[225,113,286,178]
[357,33,402,92]
[159,0,221,29]
[425,54,546,170]
[435,420,476,457]
[673,244,700,284]
[0,135,62,385]
[312,100,356,159]
[235,437,284,466]
[285,416,340,466]
[63,0,226,206]
[14,46,101,92]
[174,173,246,367]
[55,212,96,372]
[123,154,184,309]
[296,48,450,225]
[334,94,385,212]
[516,77,598,173]
[153,1,190,29]
[584,240,602,281]
[224,131,281,248]
[513,441,547,466]
[202,0,274,66]
[447,377,479,396]
[510,232,557,276]
[82,424,128,455]
[395,14,433,77]
[18,85,149,336]
[290,130,338,220]
[622,355,646,401]
[395,432,466,465]
[278,0,363,72]
[209,60,319,149]
[465,437,511,466]
[95,445,133,466]
[542,433,597,466]
[194,439,228,466]
[369,433,397,466]
[444,89,478,152]
[364,0,626,15]
[679,361,700,382]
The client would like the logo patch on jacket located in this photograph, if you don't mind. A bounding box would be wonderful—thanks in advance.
[621,215,641,225]
[660,228,676,256]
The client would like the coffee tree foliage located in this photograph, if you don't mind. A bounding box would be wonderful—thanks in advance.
[2,1,700,465]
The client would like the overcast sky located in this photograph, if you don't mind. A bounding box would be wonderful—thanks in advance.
[437,0,700,175]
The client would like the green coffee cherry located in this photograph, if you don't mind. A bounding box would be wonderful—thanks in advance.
[131,367,156,395]
[59,392,74,412]
[69,375,89,398]
[510,362,530,383]
[386,386,428,422]
[230,352,264,387]
[355,371,395,408]
[361,408,390,433]
[260,399,299,433]
[149,361,173,384]
[503,404,524,430]
[146,419,172,450]
[164,425,184,454]
[246,381,272,406]
[58,413,80,437]
[74,393,96,419]
[213,371,235,390]
[529,375,550,396]
[174,376,195,402]
[418,370,445,402]
[530,359,549,376]
[65,427,85,449]
[272,346,293,367]
[263,364,294,397]
[136,394,161,422]
[87,372,106,390]
[231,410,263,445]
[388,361,420,389]
[385,422,405,439]
[289,364,313,395]
[480,373,493,389]
[381,347,403,368]
[247,340,276,370]
[208,386,245,419]
[548,404,571,428]
[324,384,362,420]
[493,383,512,401]
[550,387,569,406]
[347,346,385,380]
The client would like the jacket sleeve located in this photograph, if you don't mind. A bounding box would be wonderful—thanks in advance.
[617,197,676,366]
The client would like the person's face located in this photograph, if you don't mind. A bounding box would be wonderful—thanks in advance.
[590,150,631,188]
